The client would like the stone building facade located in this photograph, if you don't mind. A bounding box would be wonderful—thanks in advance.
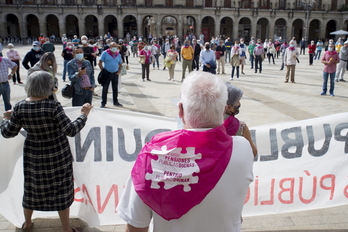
[1,0,348,43]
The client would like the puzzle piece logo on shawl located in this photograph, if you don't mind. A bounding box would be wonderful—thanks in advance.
[132,126,232,220]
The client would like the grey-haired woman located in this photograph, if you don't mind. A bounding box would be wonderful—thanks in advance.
[1,71,93,232]
[223,83,257,156]
[28,52,58,100]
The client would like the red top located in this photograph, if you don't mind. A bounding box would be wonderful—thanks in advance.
[308,44,316,54]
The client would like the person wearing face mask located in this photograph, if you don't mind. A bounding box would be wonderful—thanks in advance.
[161,39,171,70]
[67,47,95,106]
[247,40,256,69]
[72,35,80,47]
[216,40,226,75]
[6,43,22,84]
[321,44,340,96]
[61,42,74,82]
[200,42,216,74]
[27,52,58,100]
[131,36,139,57]
[239,38,247,74]
[181,40,194,81]
[139,43,155,82]
[98,42,124,108]
[151,40,161,70]
[253,40,265,73]
[80,35,96,68]
[280,40,289,70]
[308,40,316,66]
[22,41,45,70]
[283,41,299,83]
[335,41,348,82]
[103,39,111,52]
[223,82,257,157]
[42,37,55,53]
[230,41,241,80]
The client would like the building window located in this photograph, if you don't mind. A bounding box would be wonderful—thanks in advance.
[295,0,302,9]
[83,0,94,5]
[223,0,231,8]
[241,0,252,8]
[122,0,135,5]
[43,0,56,4]
[165,0,173,7]
[205,0,212,7]
[145,0,152,6]
[186,0,193,7]
[259,0,270,9]
[22,0,36,4]
[104,0,116,5]
[331,0,337,10]
[65,0,76,5]
[278,0,286,9]
[6,0,14,4]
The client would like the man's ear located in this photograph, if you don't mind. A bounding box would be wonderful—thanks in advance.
[178,103,184,119]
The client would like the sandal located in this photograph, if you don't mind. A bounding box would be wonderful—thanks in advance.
[21,222,33,231]
[71,227,82,232]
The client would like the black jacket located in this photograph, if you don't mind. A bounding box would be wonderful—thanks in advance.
[22,49,45,70]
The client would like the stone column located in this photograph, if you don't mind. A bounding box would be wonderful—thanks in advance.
[59,18,65,38]
[251,18,257,39]
[286,19,293,40]
[78,16,85,37]
[233,20,239,41]
[98,15,105,37]
[137,15,142,37]
[39,16,46,36]
[177,15,183,40]
[268,19,275,40]
[196,15,201,38]
[118,16,123,39]
[215,16,220,37]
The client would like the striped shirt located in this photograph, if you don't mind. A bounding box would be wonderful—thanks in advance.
[0,58,16,82]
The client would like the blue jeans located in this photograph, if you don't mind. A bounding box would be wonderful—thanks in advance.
[152,54,159,68]
[322,72,335,95]
[0,82,11,111]
[225,50,231,63]
[314,50,322,60]
[72,88,92,106]
[63,59,69,81]
[249,55,254,68]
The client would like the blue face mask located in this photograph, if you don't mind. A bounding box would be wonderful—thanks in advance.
[290,44,294,47]
[75,53,84,61]
[33,46,40,51]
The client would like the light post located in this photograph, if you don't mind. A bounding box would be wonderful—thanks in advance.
[302,0,315,43]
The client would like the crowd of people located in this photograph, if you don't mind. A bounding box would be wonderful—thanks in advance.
[0,30,347,232]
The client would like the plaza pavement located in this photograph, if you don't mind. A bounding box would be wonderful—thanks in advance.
[0,44,348,232]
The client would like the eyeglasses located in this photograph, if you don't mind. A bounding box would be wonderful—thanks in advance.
[233,104,241,109]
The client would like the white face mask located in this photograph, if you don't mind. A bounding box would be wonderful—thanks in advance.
[75,53,84,61]
[328,47,333,51]
[82,40,87,44]
[9,48,14,51]
[110,47,118,53]
[68,46,73,49]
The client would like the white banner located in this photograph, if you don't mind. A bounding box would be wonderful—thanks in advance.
[0,108,347,227]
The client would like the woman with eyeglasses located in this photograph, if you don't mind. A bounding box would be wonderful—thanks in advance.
[223,82,257,156]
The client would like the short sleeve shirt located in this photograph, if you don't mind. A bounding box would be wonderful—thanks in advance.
[100,51,123,73]
[0,58,16,82]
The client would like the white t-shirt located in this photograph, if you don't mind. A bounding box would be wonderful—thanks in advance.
[117,136,254,232]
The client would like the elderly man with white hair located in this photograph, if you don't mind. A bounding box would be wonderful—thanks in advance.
[117,71,254,232]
